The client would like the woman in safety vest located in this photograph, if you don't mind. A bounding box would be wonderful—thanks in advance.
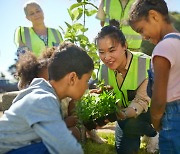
[95,20,157,154]
[14,1,63,57]
[96,0,142,50]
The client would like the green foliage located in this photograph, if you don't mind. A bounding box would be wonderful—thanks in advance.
[140,40,155,56]
[76,81,119,123]
[170,12,180,32]
[59,0,100,71]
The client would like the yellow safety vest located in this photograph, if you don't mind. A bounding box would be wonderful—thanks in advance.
[98,52,151,107]
[14,27,63,56]
[103,0,142,49]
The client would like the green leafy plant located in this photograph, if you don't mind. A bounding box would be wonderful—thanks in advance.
[59,0,100,80]
[76,81,119,129]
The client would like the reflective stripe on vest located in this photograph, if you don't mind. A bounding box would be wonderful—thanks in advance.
[99,52,151,107]
[24,27,32,51]
[103,0,142,49]
[50,28,60,43]
[101,63,109,85]
[20,27,62,56]
[23,27,60,50]
[105,0,111,23]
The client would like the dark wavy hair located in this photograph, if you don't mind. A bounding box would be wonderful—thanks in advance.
[16,47,55,89]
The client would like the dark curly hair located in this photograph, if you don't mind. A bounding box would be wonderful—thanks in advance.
[16,47,55,89]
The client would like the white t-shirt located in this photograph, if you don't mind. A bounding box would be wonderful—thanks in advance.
[152,33,180,102]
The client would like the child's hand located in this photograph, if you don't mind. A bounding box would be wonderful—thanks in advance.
[89,88,102,94]
[65,116,78,128]
[89,85,113,94]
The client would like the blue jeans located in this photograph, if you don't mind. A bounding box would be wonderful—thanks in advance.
[115,122,140,154]
[6,142,49,154]
[159,100,180,154]
[115,109,156,154]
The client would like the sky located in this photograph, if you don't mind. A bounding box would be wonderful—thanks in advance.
[0,0,180,79]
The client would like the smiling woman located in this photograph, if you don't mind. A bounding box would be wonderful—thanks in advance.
[95,19,157,154]
[14,1,63,57]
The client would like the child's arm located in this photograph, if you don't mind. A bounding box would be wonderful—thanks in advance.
[150,56,170,131]
[26,96,83,154]
[68,99,76,116]
[64,115,78,128]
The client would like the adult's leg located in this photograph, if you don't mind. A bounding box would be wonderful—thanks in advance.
[115,121,140,154]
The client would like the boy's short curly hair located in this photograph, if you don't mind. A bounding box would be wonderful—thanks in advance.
[48,42,94,81]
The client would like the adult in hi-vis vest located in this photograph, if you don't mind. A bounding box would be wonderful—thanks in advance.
[96,0,142,50]
[95,20,157,154]
[14,1,63,57]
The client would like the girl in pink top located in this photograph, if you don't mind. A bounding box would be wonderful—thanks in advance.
[129,0,180,153]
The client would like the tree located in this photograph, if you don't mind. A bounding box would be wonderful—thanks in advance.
[59,0,99,79]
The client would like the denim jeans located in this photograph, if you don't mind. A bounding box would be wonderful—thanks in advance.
[115,122,140,154]
[115,109,157,154]
[159,100,180,154]
[6,142,49,154]
[147,68,154,98]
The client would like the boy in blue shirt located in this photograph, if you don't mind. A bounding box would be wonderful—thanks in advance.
[0,42,94,154]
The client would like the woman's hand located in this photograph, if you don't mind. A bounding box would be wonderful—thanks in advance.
[116,109,127,120]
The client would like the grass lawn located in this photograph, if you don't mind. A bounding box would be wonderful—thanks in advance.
[82,132,115,154]
[82,130,158,154]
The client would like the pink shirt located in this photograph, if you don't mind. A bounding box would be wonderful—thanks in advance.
[152,33,180,102]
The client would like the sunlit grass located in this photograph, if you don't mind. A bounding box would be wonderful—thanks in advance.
[82,132,115,154]
[82,130,159,154]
